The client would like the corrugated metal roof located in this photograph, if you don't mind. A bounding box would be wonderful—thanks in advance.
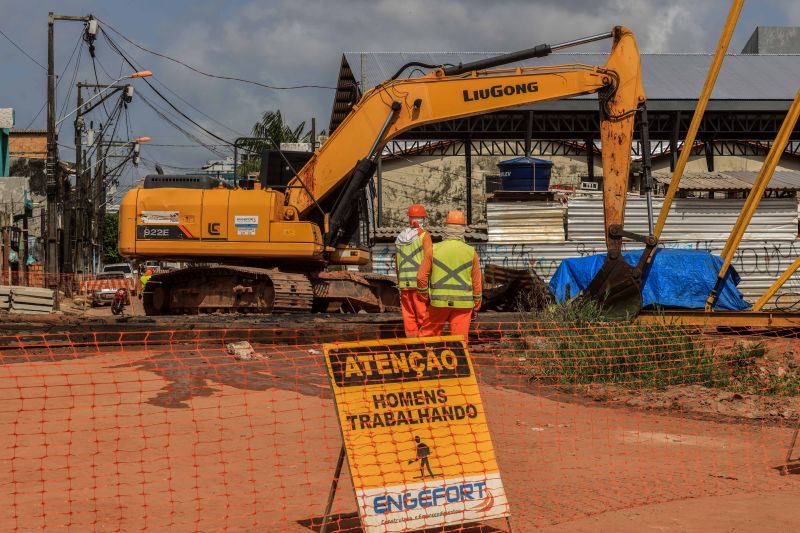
[567,196,798,241]
[487,201,565,243]
[653,170,800,191]
[344,53,800,101]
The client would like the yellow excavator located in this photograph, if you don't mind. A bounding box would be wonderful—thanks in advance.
[119,26,656,317]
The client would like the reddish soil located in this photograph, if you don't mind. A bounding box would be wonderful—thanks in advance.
[1,339,799,532]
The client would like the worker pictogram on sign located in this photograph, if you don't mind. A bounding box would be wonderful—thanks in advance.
[409,435,438,479]
[321,336,510,533]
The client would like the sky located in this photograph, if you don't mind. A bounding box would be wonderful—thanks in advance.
[1,0,798,195]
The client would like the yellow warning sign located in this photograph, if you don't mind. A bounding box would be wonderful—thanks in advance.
[324,336,510,532]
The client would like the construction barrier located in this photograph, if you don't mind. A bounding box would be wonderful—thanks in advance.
[78,276,137,297]
[1,318,799,531]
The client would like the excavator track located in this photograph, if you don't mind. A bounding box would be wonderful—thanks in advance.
[142,266,314,315]
[142,266,400,316]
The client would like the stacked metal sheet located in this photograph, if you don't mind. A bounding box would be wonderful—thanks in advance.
[567,195,798,242]
[486,201,565,243]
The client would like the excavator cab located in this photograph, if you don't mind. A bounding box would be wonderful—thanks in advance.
[259,149,314,190]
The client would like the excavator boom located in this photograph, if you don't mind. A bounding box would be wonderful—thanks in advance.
[287,25,650,317]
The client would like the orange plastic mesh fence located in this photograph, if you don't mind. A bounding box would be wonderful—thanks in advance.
[1,320,799,531]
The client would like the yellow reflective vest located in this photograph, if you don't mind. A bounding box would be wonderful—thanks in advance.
[395,231,426,289]
[429,239,477,309]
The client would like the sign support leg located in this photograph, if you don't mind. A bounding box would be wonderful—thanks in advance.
[781,420,800,476]
[319,445,346,533]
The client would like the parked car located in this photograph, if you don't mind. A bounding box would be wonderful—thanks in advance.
[142,260,161,271]
[102,263,136,280]
[90,272,131,307]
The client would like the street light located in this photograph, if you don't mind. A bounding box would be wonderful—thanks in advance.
[132,136,150,166]
[56,70,153,126]
[102,136,151,167]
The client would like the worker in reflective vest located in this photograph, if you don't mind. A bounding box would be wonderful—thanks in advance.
[395,204,432,337]
[417,210,481,340]
[139,268,154,297]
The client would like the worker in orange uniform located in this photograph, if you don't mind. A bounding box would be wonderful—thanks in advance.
[417,210,481,340]
[395,204,433,337]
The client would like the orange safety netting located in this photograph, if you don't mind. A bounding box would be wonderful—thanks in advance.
[1,319,799,531]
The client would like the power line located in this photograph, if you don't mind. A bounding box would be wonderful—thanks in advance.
[91,55,113,121]
[95,17,337,91]
[24,33,84,130]
[0,25,46,70]
[94,30,247,139]
[139,153,202,171]
[102,30,235,148]
[57,44,84,136]
[94,52,226,160]
[147,70,249,138]
[136,91,228,157]
[145,142,231,147]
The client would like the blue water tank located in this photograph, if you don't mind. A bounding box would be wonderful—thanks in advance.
[497,156,553,191]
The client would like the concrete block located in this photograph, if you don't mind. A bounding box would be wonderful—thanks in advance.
[10,302,53,313]
[12,287,54,298]
[11,294,54,306]
[10,307,51,315]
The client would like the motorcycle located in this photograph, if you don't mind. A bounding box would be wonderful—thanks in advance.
[111,288,127,316]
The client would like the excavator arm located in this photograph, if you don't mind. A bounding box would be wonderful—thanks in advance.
[289,27,642,243]
[286,26,653,317]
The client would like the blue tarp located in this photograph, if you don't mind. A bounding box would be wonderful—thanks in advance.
[548,249,750,311]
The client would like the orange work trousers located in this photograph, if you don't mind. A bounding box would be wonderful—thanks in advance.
[400,289,429,337]
[420,306,473,340]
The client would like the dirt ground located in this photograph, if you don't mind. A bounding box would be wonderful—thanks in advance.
[1,338,799,532]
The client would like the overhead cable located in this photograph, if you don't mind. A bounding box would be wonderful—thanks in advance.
[0,25,47,70]
[95,17,336,91]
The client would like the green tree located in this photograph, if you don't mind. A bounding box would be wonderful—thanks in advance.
[103,212,120,264]
[238,110,310,176]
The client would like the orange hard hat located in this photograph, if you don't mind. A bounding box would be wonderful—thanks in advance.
[408,204,427,218]
[145,268,154,275]
[445,210,467,226]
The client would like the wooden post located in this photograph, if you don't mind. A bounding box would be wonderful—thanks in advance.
[21,212,28,286]
[319,445,347,533]
[1,213,10,285]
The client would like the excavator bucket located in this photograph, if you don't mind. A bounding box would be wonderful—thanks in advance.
[582,256,643,320]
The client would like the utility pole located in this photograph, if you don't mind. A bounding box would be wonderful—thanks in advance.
[93,129,104,270]
[45,12,57,283]
[46,13,92,286]
[22,211,29,286]
[1,213,9,285]
[74,84,84,273]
